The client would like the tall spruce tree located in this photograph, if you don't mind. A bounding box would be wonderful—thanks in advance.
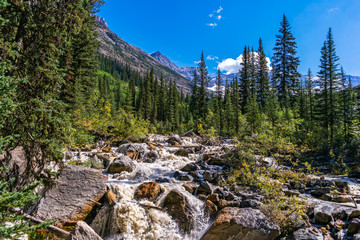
[239,46,251,110]
[272,14,301,108]
[304,69,314,121]
[215,69,224,132]
[224,78,232,133]
[256,38,270,107]
[197,52,210,120]
[190,70,199,119]
[317,28,340,145]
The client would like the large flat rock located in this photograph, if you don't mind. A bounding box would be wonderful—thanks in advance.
[201,207,280,240]
[34,166,106,227]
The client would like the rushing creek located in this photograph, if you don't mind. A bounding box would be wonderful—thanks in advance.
[65,134,360,240]
[68,134,230,240]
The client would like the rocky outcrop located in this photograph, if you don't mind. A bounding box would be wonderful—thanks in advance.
[348,218,360,235]
[291,228,323,240]
[163,189,193,233]
[134,182,161,201]
[201,207,280,240]
[67,221,102,240]
[34,166,106,227]
[117,143,150,160]
[107,156,135,174]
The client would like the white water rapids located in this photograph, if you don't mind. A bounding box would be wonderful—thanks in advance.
[88,135,213,240]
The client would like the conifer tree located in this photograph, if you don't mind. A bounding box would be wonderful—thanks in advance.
[224,78,232,133]
[239,46,250,110]
[231,77,241,133]
[304,69,314,121]
[157,74,166,122]
[197,52,210,120]
[272,15,301,108]
[256,38,270,107]
[317,28,340,143]
[340,67,354,141]
[190,70,199,119]
[215,69,224,132]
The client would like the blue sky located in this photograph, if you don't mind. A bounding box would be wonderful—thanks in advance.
[98,0,360,76]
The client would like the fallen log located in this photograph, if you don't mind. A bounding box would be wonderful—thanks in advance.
[25,215,70,239]
[180,129,194,137]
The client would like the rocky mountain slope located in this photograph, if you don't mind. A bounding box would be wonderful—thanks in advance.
[150,51,197,80]
[96,17,192,92]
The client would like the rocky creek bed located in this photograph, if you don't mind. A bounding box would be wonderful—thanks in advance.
[22,134,360,239]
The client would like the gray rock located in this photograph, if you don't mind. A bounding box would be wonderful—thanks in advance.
[163,189,193,232]
[168,134,181,145]
[200,207,280,240]
[240,199,262,209]
[181,163,200,172]
[107,156,135,174]
[348,218,360,235]
[95,153,111,167]
[291,228,323,240]
[314,206,333,225]
[203,170,218,182]
[190,170,204,179]
[34,166,106,227]
[198,181,213,194]
[67,221,102,240]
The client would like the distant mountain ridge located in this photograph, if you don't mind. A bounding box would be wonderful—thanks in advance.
[95,16,192,93]
[150,51,196,80]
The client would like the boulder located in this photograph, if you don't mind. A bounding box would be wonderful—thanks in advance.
[168,134,181,146]
[107,156,135,174]
[314,206,333,225]
[181,163,200,172]
[117,143,150,159]
[200,207,280,240]
[198,181,213,194]
[207,194,220,204]
[190,170,204,180]
[203,170,218,182]
[205,200,218,219]
[291,228,323,240]
[175,148,192,157]
[134,182,161,201]
[182,182,198,194]
[34,166,106,227]
[95,153,111,167]
[350,210,360,219]
[348,218,360,235]
[163,189,193,232]
[67,221,102,240]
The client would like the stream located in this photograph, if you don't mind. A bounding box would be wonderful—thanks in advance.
[65,134,360,240]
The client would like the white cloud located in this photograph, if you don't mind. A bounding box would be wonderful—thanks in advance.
[207,6,223,27]
[207,55,218,61]
[217,53,271,75]
[207,22,217,27]
[328,7,339,13]
[194,60,201,64]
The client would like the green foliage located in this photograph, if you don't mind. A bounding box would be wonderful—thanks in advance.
[0,168,52,239]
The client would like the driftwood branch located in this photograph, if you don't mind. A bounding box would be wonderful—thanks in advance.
[180,129,194,137]
[25,215,70,239]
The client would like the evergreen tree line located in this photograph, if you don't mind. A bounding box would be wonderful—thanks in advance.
[188,15,357,158]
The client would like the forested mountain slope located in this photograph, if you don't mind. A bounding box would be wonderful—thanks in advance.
[96,17,192,93]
